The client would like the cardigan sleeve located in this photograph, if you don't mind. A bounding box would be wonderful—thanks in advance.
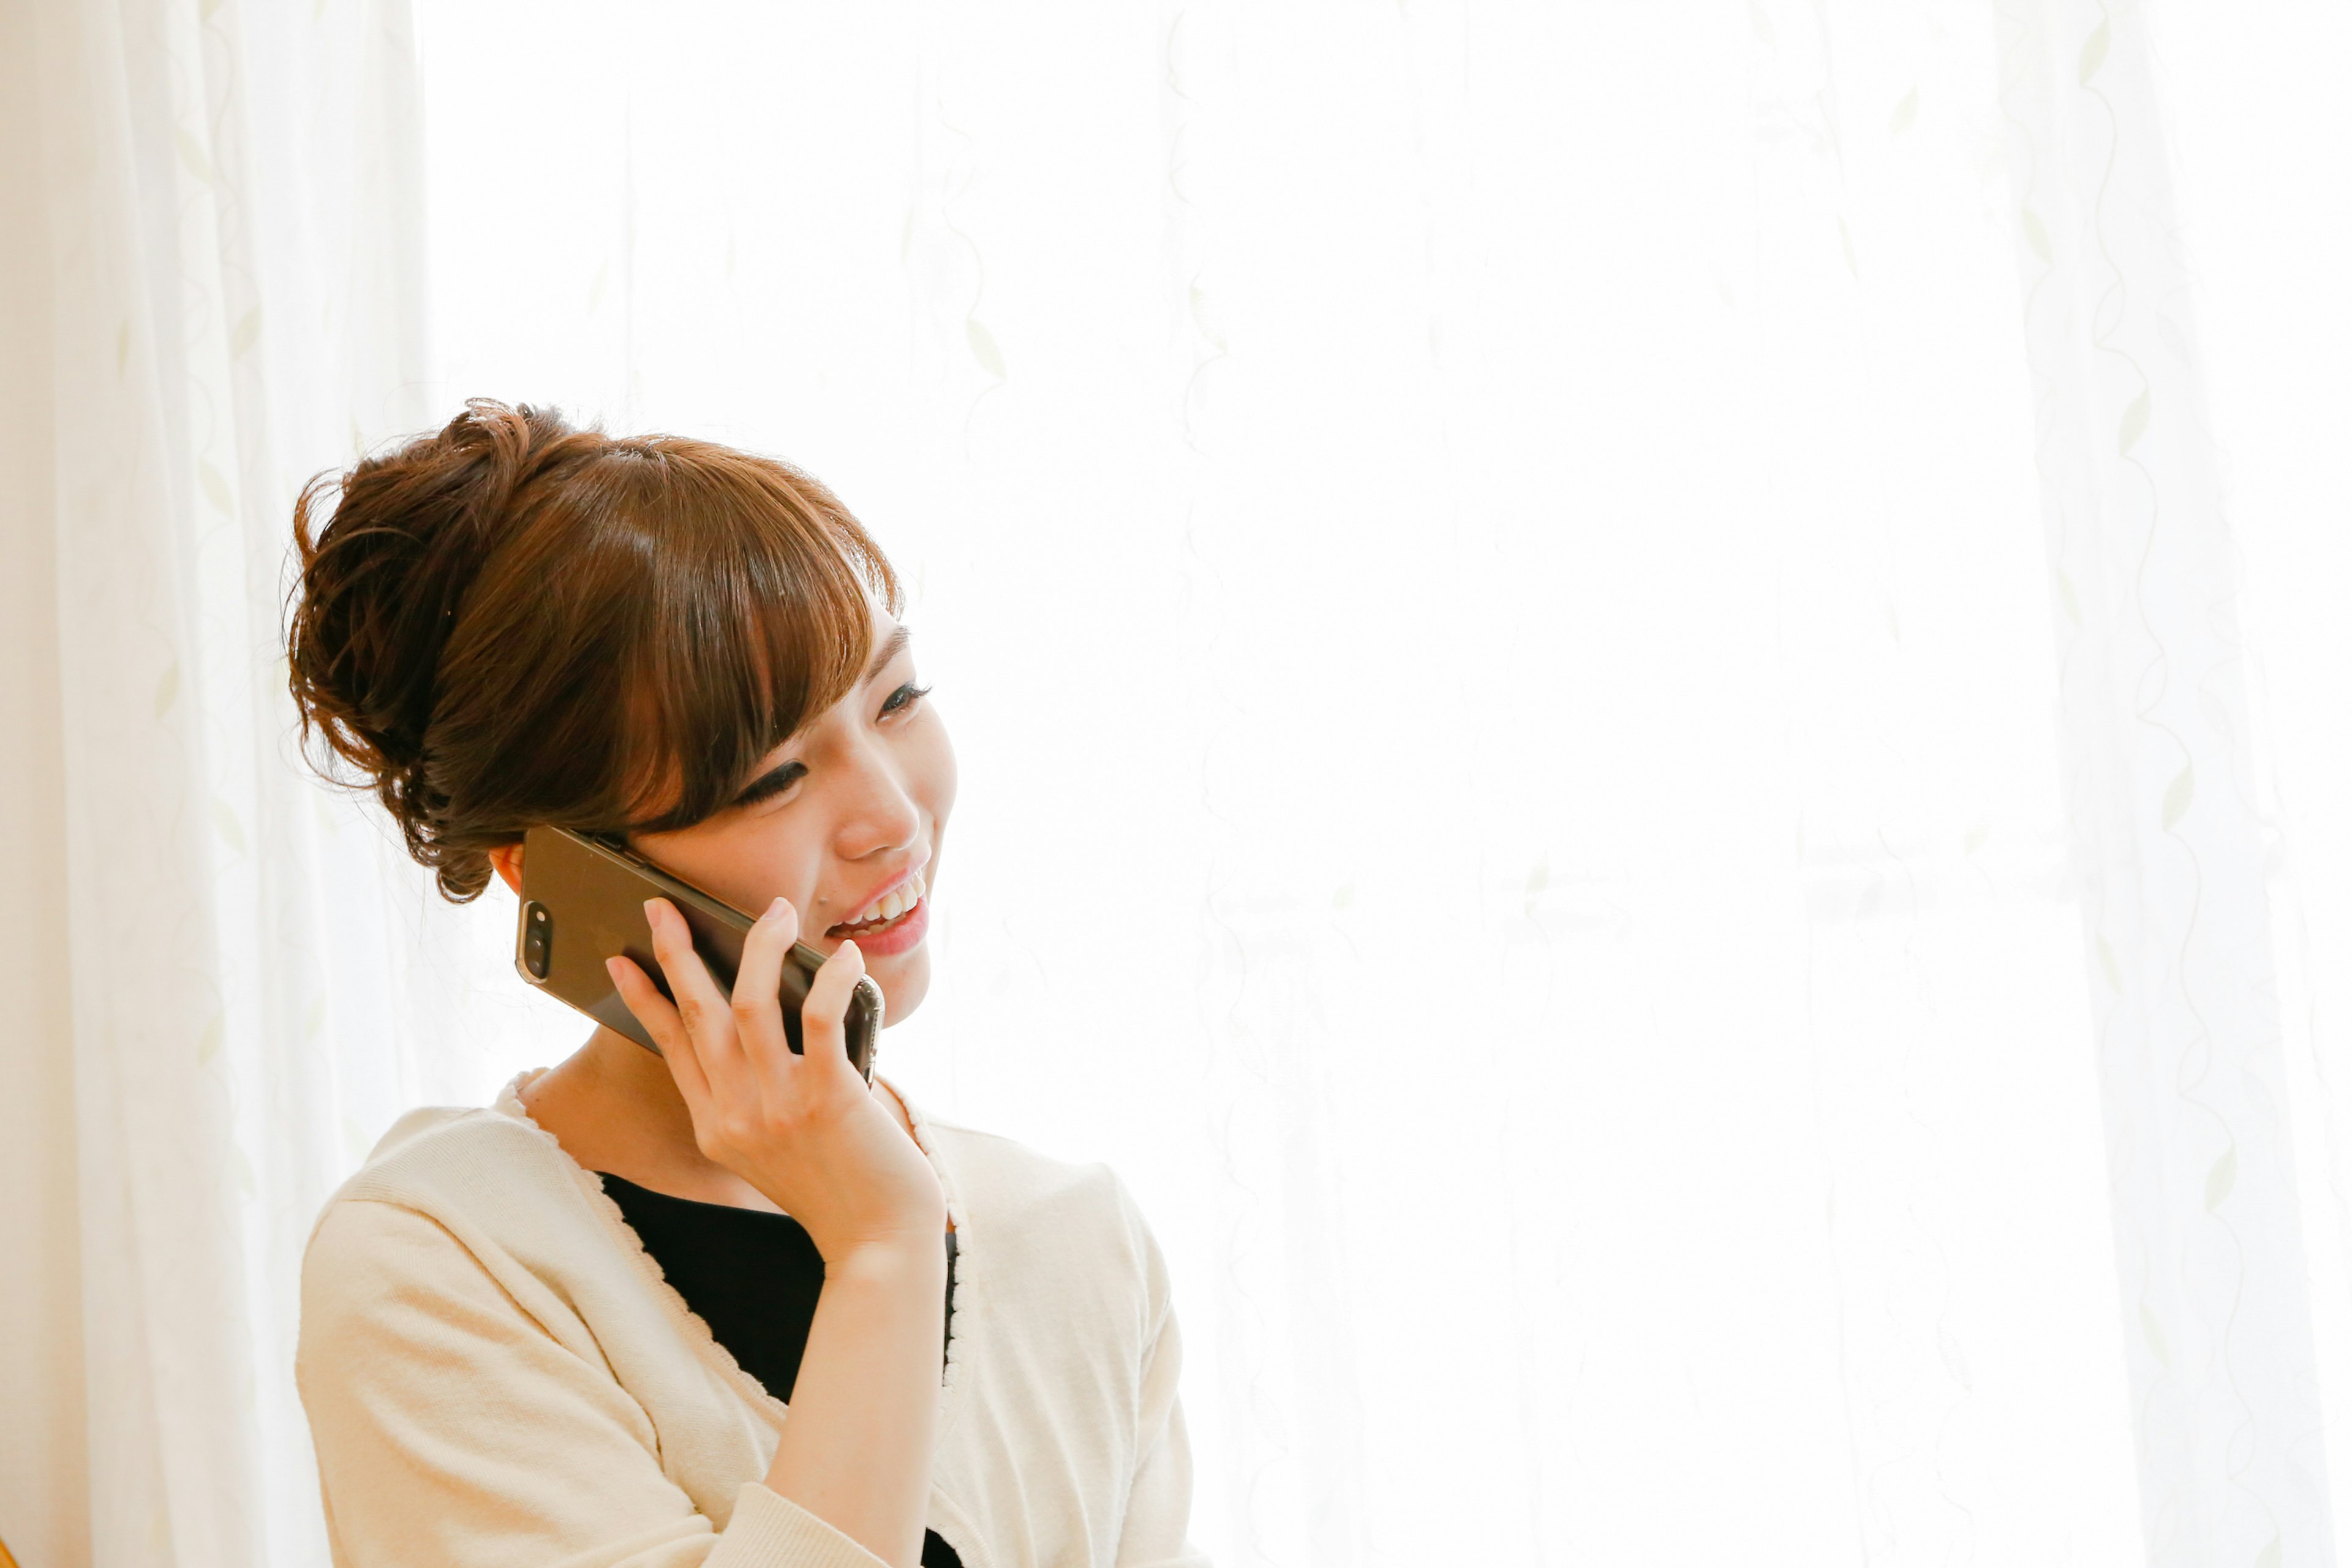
[1113,1302,1213,1568]
[1106,1179,1212,1568]
[298,1197,887,1568]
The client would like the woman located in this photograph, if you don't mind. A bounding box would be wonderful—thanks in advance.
[288,401,1205,1568]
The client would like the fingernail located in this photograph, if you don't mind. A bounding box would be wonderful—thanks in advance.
[766,895,788,919]
[642,898,659,924]
[604,956,622,982]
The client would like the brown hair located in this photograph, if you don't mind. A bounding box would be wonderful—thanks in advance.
[287,399,900,901]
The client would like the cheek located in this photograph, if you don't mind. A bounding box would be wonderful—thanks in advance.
[916,722,958,829]
[642,820,825,917]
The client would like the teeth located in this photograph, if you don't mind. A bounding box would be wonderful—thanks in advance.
[850,869,925,927]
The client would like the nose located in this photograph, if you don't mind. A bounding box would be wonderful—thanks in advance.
[831,728,924,867]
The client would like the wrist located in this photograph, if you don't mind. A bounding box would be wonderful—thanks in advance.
[822,1232,950,1286]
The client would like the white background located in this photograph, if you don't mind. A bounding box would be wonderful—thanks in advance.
[380,2,2350,1563]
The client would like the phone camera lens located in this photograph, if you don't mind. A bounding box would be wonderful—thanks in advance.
[521,902,552,981]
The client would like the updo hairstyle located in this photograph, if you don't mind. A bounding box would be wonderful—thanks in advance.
[287,400,900,901]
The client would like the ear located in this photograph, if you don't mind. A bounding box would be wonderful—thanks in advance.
[488,842,524,896]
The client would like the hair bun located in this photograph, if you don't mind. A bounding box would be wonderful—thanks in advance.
[286,399,900,904]
[287,399,571,864]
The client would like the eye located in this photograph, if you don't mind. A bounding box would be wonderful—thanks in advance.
[879,680,932,719]
[731,760,807,810]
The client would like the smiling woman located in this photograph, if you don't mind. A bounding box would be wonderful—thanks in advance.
[283,401,1203,1568]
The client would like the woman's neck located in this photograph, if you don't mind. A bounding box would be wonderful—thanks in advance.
[518,1027,926,1216]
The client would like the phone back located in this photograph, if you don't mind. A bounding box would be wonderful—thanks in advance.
[515,824,878,1077]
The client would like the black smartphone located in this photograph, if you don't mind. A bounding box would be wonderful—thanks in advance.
[514,823,883,1082]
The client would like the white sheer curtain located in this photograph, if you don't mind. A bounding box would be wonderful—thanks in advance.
[2157,4,2352,1562]
[408,2,2350,1564]
[1999,4,2337,1560]
[3,1,2347,1566]
[2,1,549,1565]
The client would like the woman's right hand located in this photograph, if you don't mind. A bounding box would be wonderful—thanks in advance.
[606,895,948,1264]
[614,896,947,1566]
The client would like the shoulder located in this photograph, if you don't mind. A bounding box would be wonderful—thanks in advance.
[911,1104,1172,1324]
[322,1095,578,1225]
[922,1112,1147,1235]
[303,1085,612,1314]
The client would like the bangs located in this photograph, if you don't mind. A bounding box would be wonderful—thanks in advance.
[589,441,900,833]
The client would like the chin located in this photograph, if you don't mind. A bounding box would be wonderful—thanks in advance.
[871,949,930,1027]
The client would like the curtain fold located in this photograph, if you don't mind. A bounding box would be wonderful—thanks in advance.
[1997,3,2337,1562]
[20,0,434,1562]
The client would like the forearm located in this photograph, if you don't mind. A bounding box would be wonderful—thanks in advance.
[761,1240,948,1568]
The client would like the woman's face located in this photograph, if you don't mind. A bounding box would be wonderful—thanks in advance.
[627,608,955,1025]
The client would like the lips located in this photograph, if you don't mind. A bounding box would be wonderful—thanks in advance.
[830,867,927,932]
[831,896,919,937]
[827,887,930,957]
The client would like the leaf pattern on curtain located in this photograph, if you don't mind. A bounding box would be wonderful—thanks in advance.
[1997,2,2335,1564]
[24,0,467,1564]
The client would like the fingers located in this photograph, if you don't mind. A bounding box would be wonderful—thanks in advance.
[730,895,800,1061]
[798,939,867,1074]
[607,953,710,1102]
[642,899,736,1061]
[605,950,684,1053]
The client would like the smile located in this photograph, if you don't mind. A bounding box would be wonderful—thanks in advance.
[825,869,930,957]
[835,868,926,930]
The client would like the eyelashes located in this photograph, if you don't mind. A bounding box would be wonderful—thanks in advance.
[731,682,930,812]
[732,760,807,810]
[880,680,933,717]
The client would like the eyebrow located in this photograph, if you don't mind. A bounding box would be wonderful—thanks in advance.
[865,624,910,684]
[726,628,912,809]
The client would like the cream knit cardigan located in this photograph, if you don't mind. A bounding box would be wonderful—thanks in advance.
[296,1072,1209,1568]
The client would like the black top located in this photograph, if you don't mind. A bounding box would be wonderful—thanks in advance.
[597,1174,963,1568]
